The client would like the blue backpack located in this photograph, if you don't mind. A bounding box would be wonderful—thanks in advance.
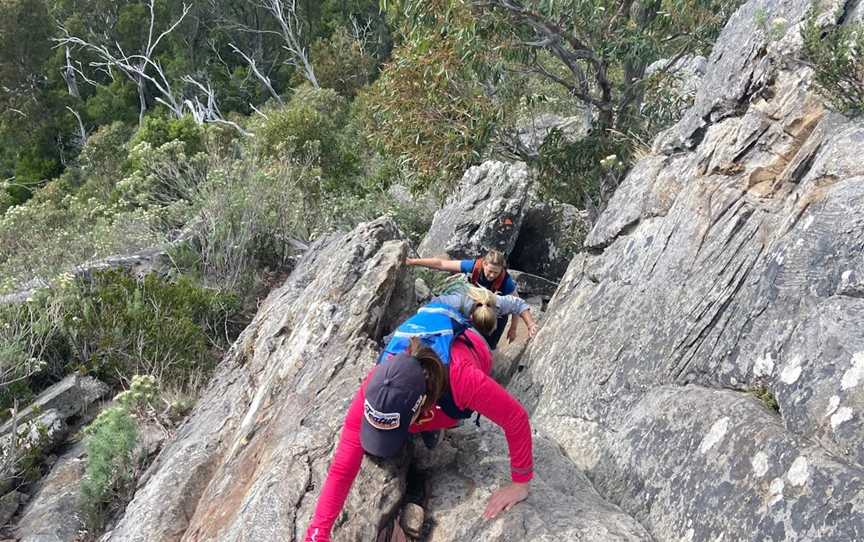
[379,301,475,420]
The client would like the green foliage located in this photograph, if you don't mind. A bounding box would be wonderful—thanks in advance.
[79,404,138,530]
[77,122,136,202]
[801,9,864,117]
[129,115,206,158]
[535,132,632,212]
[0,270,239,415]
[59,270,239,386]
[357,3,498,193]
[250,85,358,189]
[310,26,378,97]
[750,385,780,414]
[480,0,741,132]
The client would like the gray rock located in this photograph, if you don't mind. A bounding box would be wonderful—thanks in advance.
[420,425,652,541]
[418,161,531,259]
[105,218,415,542]
[398,503,424,538]
[0,490,25,527]
[513,0,864,540]
[512,113,591,158]
[510,201,589,280]
[507,270,558,298]
[0,375,109,437]
[12,443,86,541]
[0,411,67,497]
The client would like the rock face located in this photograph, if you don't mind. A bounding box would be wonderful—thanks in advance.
[12,442,87,541]
[416,425,652,542]
[418,161,531,259]
[104,218,416,542]
[512,0,864,540]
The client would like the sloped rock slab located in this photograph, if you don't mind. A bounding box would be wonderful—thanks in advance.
[105,218,415,542]
[419,161,531,259]
[419,425,652,541]
[12,442,86,541]
[513,0,864,540]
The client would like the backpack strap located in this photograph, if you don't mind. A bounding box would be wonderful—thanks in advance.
[470,258,483,286]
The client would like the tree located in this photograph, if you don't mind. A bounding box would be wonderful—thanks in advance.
[475,0,739,134]
[56,0,193,123]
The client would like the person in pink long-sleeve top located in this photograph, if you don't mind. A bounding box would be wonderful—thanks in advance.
[304,328,533,542]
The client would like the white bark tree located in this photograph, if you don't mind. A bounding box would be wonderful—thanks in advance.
[55,0,191,123]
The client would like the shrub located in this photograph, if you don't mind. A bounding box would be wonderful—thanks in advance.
[534,132,632,217]
[59,270,239,387]
[249,85,357,189]
[128,114,206,158]
[355,29,496,194]
[76,122,135,202]
[309,26,378,97]
[79,404,138,530]
[801,10,864,117]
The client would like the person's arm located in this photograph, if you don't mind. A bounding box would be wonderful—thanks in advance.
[518,309,538,339]
[493,294,529,317]
[305,378,369,542]
[405,257,463,273]
[450,360,533,518]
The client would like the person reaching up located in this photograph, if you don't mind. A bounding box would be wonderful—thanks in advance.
[407,249,520,348]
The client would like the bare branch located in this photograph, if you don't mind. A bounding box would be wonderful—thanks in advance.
[65,106,87,147]
[229,43,283,104]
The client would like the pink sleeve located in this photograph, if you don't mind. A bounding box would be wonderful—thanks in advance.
[450,362,534,483]
[304,375,369,542]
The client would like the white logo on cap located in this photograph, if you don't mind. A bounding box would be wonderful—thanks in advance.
[364,399,401,430]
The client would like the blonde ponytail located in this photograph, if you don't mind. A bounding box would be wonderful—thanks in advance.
[466,286,498,336]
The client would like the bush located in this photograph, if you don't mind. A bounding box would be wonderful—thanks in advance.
[128,114,206,158]
[535,132,632,217]
[59,270,239,387]
[250,85,358,189]
[0,270,240,416]
[309,26,378,98]
[77,122,135,202]
[355,29,496,194]
[801,10,864,117]
[79,404,138,530]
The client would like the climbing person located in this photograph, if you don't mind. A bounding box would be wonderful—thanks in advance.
[303,319,533,541]
[381,285,538,361]
[406,249,520,349]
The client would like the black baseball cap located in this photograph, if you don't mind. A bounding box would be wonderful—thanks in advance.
[360,352,427,458]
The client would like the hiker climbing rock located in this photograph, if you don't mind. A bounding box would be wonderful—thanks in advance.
[304,312,534,541]
[407,249,520,349]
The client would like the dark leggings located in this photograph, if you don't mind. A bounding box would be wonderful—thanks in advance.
[486,314,509,350]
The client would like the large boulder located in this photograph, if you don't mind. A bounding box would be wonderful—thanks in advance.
[418,161,531,259]
[512,0,864,540]
[103,218,417,542]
